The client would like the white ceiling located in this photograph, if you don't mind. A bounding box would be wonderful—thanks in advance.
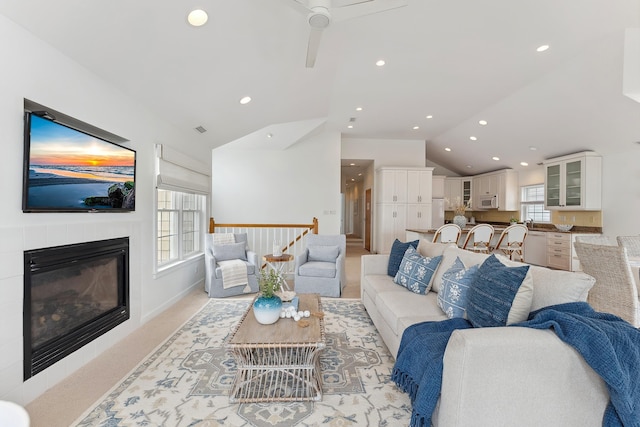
[1,0,639,177]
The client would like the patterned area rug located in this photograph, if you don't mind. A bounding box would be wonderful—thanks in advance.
[72,299,411,426]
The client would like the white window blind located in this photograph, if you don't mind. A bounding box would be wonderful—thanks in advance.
[155,144,210,194]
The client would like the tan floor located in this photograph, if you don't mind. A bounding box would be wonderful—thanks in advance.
[25,237,369,427]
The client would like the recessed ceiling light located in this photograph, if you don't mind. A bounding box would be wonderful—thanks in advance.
[426,115,433,119]
[347,125,353,129]
[492,156,500,161]
[266,133,273,138]
[520,162,529,166]
[239,96,252,104]
[355,107,363,111]
[187,9,208,27]
[358,173,362,176]
[536,45,550,52]
[466,165,472,169]
[350,163,356,166]
[529,146,538,151]
[376,59,386,66]
[445,147,451,152]
[478,120,488,126]
[413,126,420,130]
[470,136,477,141]
[351,178,355,181]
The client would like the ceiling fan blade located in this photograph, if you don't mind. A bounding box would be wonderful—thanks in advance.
[287,0,312,15]
[332,0,408,22]
[306,27,324,68]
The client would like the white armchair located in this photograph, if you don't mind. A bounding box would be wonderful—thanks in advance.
[294,234,346,297]
[204,233,259,298]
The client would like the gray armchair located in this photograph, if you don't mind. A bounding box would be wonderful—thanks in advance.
[204,233,259,298]
[294,234,346,297]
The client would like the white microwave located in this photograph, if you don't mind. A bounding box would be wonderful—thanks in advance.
[479,194,498,209]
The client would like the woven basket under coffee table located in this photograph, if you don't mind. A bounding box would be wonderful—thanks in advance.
[226,293,326,403]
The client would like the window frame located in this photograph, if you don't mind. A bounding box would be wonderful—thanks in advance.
[520,184,551,224]
[155,188,207,272]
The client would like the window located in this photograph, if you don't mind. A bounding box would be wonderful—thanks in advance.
[157,189,206,267]
[521,184,550,223]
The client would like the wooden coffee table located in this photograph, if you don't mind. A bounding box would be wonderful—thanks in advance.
[226,293,326,403]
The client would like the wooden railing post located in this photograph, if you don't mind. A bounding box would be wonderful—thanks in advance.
[312,217,318,234]
[209,217,215,234]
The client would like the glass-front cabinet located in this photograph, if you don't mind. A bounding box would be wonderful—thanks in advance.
[544,152,602,210]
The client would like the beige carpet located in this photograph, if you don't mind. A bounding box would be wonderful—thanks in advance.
[26,238,370,427]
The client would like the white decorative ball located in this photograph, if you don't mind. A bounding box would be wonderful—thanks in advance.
[293,315,301,322]
[280,311,286,318]
[304,310,310,318]
[297,311,304,318]
[285,312,292,318]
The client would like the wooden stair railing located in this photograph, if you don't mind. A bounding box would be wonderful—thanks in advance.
[209,217,319,269]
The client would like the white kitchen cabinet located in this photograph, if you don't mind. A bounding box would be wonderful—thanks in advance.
[375,203,407,253]
[523,231,547,266]
[546,232,599,271]
[473,169,518,211]
[444,177,472,210]
[408,169,434,203]
[444,178,461,210]
[376,168,408,203]
[431,175,445,199]
[374,167,435,253]
[406,203,433,230]
[544,151,602,210]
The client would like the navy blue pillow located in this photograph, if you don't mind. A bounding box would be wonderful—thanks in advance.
[466,254,530,328]
[387,239,419,277]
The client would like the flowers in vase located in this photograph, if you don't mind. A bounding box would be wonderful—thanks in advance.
[446,196,473,216]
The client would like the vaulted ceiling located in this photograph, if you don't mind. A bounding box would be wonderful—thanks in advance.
[1,0,639,176]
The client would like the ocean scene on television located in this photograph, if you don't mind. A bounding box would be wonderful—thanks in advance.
[26,115,135,211]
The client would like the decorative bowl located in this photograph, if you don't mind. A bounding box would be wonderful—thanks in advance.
[554,224,573,232]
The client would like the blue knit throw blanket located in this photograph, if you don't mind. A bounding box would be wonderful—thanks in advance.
[391,302,640,427]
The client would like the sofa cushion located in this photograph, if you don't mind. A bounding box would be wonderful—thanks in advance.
[213,242,247,261]
[298,261,336,278]
[363,273,404,296]
[388,239,419,277]
[494,255,595,311]
[432,245,489,293]
[376,291,445,335]
[416,240,453,258]
[437,256,480,319]
[393,247,443,294]
[307,245,340,262]
[466,254,533,327]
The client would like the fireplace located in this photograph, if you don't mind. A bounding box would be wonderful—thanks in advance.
[23,237,130,380]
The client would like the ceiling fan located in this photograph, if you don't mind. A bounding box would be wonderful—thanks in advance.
[288,0,408,68]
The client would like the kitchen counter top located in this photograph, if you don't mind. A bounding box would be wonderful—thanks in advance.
[407,224,602,235]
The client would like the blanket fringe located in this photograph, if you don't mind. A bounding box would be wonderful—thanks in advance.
[392,368,419,402]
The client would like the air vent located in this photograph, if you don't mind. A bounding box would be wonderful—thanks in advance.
[195,126,207,133]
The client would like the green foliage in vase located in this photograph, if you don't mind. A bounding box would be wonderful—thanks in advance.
[258,269,283,298]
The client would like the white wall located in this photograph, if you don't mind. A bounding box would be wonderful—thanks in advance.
[0,15,207,404]
[211,130,342,234]
[342,137,426,169]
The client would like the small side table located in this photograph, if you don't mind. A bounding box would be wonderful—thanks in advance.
[263,253,294,291]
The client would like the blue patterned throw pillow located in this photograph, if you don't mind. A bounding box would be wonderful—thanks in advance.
[437,257,480,319]
[387,239,419,277]
[466,254,530,328]
[393,246,443,294]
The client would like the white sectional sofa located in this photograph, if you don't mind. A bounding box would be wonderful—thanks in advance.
[361,239,610,426]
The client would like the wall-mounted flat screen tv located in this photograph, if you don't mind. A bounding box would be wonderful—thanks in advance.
[22,112,136,212]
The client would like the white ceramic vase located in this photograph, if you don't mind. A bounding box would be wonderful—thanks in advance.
[453,215,467,228]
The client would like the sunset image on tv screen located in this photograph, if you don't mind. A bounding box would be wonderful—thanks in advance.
[25,114,135,211]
